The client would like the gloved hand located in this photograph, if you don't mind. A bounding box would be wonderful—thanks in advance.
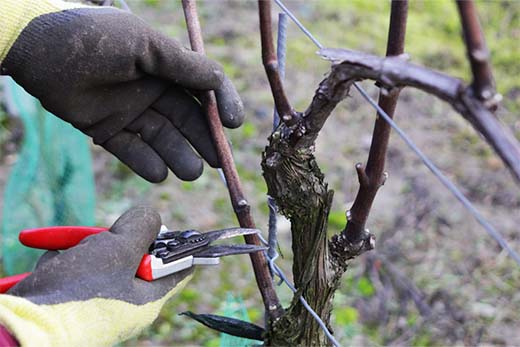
[0,0,244,182]
[0,206,192,347]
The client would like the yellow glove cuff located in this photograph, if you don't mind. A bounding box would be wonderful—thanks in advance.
[0,0,88,62]
[0,276,190,347]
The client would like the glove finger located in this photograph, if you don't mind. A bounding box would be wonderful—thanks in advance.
[101,130,168,183]
[140,32,224,91]
[151,87,219,168]
[81,76,169,145]
[33,251,60,271]
[215,76,245,129]
[109,206,161,257]
[128,109,204,181]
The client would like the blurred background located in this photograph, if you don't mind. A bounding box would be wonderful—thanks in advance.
[0,0,519,346]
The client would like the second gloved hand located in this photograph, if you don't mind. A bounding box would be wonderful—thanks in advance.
[0,206,192,347]
[0,1,244,182]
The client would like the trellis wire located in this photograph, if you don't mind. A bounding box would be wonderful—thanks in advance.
[267,12,287,273]
[354,84,520,265]
[274,0,323,49]
[274,0,520,266]
[257,232,343,347]
[272,13,288,129]
[116,0,130,12]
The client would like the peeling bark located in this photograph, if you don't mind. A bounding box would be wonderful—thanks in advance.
[262,127,337,345]
[262,75,374,346]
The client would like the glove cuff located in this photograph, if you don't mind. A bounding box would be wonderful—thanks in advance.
[0,277,190,347]
[0,295,67,347]
[0,0,90,63]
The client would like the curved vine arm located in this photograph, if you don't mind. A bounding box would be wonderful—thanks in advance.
[316,48,520,184]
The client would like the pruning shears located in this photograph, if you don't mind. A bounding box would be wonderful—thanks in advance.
[0,225,265,293]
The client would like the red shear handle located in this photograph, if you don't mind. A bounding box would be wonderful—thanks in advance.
[136,255,154,281]
[0,273,31,293]
[19,226,108,250]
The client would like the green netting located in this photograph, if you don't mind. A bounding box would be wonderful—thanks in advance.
[1,78,95,275]
[220,293,257,347]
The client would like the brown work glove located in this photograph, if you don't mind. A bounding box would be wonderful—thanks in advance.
[0,206,192,347]
[0,4,244,182]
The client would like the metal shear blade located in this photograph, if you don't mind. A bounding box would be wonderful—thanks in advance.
[193,244,267,258]
[154,227,263,265]
[203,227,261,242]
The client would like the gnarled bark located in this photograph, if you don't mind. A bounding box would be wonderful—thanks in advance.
[262,68,374,346]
